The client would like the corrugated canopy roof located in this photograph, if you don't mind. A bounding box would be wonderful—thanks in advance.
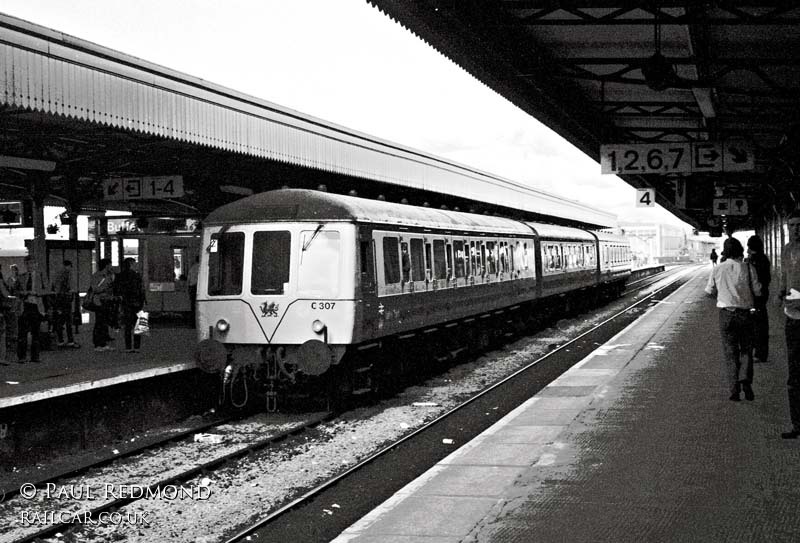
[367,1,800,233]
[0,12,615,228]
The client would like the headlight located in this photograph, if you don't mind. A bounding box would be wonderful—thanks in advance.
[312,319,326,333]
[216,319,230,333]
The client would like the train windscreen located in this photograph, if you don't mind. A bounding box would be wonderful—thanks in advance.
[208,231,245,295]
[298,230,340,296]
[251,231,290,295]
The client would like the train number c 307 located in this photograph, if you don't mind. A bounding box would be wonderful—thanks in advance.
[311,302,336,310]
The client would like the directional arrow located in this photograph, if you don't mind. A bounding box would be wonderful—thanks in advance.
[703,149,720,162]
[127,179,142,198]
[107,182,119,196]
[729,147,748,163]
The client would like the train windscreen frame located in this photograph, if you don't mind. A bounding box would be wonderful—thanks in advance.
[208,231,245,296]
[251,230,290,295]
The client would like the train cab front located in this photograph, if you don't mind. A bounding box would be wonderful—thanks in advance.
[193,222,356,408]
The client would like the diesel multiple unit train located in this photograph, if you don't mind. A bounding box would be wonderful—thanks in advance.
[195,189,631,407]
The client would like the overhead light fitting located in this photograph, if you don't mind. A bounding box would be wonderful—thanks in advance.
[642,10,677,91]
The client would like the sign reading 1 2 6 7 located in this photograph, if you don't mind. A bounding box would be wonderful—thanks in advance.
[600,142,754,175]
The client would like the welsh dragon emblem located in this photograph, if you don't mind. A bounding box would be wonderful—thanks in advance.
[260,301,279,318]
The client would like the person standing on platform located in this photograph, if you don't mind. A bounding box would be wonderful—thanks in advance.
[779,212,800,439]
[187,256,199,326]
[0,267,12,366]
[17,255,48,363]
[710,248,719,266]
[115,258,145,353]
[746,235,771,363]
[705,237,761,402]
[90,258,115,352]
[53,260,79,348]
[4,264,21,363]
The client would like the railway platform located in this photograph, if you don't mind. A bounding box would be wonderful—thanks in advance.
[334,266,800,542]
[0,324,198,409]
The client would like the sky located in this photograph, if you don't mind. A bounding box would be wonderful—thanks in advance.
[0,0,691,229]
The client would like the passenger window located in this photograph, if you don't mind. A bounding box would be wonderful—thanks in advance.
[299,230,340,295]
[486,241,497,274]
[445,242,454,278]
[251,231,290,295]
[454,240,466,278]
[383,237,401,285]
[208,231,245,296]
[401,242,411,283]
[425,242,433,280]
[410,238,425,282]
[433,240,447,280]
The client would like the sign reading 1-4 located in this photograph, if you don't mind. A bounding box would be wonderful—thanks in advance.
[600,142,754,175]
[103,175,184,201]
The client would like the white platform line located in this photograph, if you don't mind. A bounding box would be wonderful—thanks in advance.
[0,362,198,409]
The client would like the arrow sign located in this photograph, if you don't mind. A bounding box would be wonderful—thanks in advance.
[692,143,723,172]
[601,141,752,174]
[103,179,124,200]
[723,142,754,172]
[125,179,142,198]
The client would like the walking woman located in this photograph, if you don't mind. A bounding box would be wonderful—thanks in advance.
[747,235,771,363]
[705,237,762,401]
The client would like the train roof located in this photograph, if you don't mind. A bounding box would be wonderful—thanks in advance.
[593,230,629,243]
[204,189,534,235]
[524,222,595,242]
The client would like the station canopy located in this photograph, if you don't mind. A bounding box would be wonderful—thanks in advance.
[368,1,800,233]
[0,12,614,229]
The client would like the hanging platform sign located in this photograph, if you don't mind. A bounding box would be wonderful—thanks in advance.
[103,175,184,201]
[713,198,749,216]
[636,188,656,207]
[600,142,754,175]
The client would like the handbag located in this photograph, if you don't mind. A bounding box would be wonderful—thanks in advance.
[133,310,150,336]
[81,288,100,312]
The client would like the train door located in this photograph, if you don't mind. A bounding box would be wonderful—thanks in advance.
[358,229,375,297]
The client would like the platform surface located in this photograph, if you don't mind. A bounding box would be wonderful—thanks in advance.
[334,266,800,543]
[1,324,197,408]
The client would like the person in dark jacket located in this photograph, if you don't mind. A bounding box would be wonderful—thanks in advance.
[114,258,145,353]
[710,248,718,266]
[747,235,771,363]
[17,255,48,363]
[90,258,115,351]
[52,260,79,348]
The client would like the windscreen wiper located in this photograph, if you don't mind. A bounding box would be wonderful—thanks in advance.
[302,224,324,252]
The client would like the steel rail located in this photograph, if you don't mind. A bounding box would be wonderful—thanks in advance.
[11,411,335,543]
[0,413,238,502]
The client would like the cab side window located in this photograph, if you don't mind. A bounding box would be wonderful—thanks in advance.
[383,237,401,285]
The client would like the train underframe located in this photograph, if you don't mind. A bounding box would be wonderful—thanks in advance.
[214,278,626,412]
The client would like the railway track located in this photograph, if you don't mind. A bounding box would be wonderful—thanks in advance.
[2,265,698,543]
[222,265,701,543]
[5,411,335,543]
